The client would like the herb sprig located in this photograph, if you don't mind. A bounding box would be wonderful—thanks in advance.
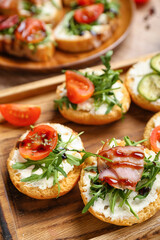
[55,51,123,115]
[82,137,160,218]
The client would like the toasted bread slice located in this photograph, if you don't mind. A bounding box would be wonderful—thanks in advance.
[0,0,19,15]
[18,0,63,25]
[0,24,55,62]
[143,111,160,149]
[56,77,131,125]
[125,56,160,112]
[54,11,118,52]
[7,123,84,199]
[79,140,160,226]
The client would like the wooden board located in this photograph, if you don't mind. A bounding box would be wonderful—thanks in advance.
[0,0,134,73]
[0,54,159,240]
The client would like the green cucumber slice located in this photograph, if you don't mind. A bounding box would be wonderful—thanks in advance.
[150,53,160,73]
[138,73,160,101]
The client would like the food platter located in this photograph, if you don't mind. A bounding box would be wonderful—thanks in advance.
[0,0,135,72]
[0,53,160,240]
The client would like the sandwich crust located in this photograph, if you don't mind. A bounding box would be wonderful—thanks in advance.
[7,124,83,199]
[79,142,160,226]
[56,81,131,125]
[143,111,160,149]
[55,19,118,52]
[125,56,160,112]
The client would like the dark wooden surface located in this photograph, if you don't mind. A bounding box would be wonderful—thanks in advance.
[0,0,159,90]
[0,61,160,240]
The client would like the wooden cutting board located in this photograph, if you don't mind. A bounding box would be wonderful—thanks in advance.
[0,53,159,240]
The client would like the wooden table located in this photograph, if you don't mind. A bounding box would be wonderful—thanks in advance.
[0,0,159,90]
[0,1,160,240]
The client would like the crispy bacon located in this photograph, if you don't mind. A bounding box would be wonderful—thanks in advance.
[0,15,19,30]
[15,18,46,44]
[98,145,144,191]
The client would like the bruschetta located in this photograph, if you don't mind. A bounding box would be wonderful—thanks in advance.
[0,0,63,25]
[54,0,120,52]
[55,51,130,125]
[0,15,55,61]
[79,137,160,226]
[143,111,160,152]
[7,123,85,199]
[125,53,160,112]
[18,0,63,25]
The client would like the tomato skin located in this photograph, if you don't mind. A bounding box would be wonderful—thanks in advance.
[65,71,95,104]
[0,104,41,127]
[0,15,19,31]
[150,126,160,152]
[74,4,104,24]
[77,0,94,6]
[15,18,46,44]
[19,125,58,160]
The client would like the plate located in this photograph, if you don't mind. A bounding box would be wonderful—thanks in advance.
[0,0,135,72]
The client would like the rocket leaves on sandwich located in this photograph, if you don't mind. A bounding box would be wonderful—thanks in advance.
[83,137,160,219]
[66,11,99,36]
[71,0,120,19]
[23,0,42,15]
[55,51,123,115]
[12,131,112,195]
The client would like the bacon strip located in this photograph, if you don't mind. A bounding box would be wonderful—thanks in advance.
[0,15,19,30]
[98,145,144,191]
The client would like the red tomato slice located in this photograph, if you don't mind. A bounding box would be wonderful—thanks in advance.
[65,71,94,104]
[77,0,94,6]
[150,126,160,152]
[19,125,58,160]
[0,15,19,31]
[0,104,41,127]
[15,18,46,44]
[74,4,104,24]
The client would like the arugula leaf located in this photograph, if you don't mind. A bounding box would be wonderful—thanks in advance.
[54,96,77,110]
[23,0,42,15]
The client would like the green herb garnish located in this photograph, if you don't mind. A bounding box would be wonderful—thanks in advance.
[23,0,42,15]
[82,137,160,219]
[55,51,123,115]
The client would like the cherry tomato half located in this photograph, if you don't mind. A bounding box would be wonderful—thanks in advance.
[150,125,160,152]
[77,0,94,6]
[19,125,58,160]
[0,104,41,126]
[15,18,46,44]
[65,71,95,104]
[0,15,19,31]
[134,0,149,4]
[74,3,104,24]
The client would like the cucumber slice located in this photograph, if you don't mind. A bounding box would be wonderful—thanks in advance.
[138,73,160,101]
[150,53,160,73]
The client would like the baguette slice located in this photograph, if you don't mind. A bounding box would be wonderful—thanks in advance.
[143,111,160,149]
[18,0,63,25]
[0,24,55,62]
[125,56,160,112]
[54,11,118,52]
[0,0,19,15]
[56,73,131,125]
[79,140,160,226]
[7,123,84,199]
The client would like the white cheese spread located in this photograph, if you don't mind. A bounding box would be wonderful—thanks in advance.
[128,58,160,105]
[10,123,83,190]
[58,69,124,115]
[82,140,160,220]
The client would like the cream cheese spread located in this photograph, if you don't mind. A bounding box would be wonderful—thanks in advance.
[128,58,160,105]
[10,123,83,190]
